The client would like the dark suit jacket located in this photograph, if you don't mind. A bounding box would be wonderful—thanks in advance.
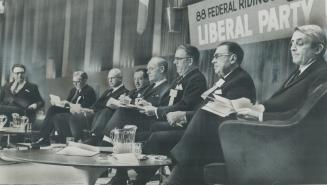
[185,67,256,121]
[128,85,149,100]
[142,81,170,107]
[0,81,44,110]
[92,85,128,112]
[66,84,97,108]
[157,69,207,120]
[159,67,257,165]
[263,59,327,120]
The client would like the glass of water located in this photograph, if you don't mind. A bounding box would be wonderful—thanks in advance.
[133,143,142,159]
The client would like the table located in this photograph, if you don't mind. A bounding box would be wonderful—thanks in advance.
[1,149,172,185]
[0,127,38,148]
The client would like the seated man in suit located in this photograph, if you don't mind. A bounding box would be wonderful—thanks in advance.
[83,68,151,145]
[164,25,327,185]
[106,45,208,185]
[51,68,128,143]
[132,41,256,185]
[85,57,170,146]
[33,71,96,146]
[127,68,150,100]
[0,64,44,125]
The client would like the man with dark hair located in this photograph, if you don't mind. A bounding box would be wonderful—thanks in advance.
[131,41,256,185]
[0,64,44,124]
[82,67,152,145]
[84,57,171,146]
[33,71,96,146]
[164,25,327,185]
[105,45,207,185]
[128,68,150,100]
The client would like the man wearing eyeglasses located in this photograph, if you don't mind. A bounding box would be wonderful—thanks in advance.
[130,42,256,185]
[162,25,327,185]
[47,68,128,144]
[104,45,207,185]
[0,64,44,125]
[33,71,96,146]
[82,66,157,145]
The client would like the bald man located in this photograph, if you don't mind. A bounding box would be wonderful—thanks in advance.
[84,57,171,145]
[50,68,128,144]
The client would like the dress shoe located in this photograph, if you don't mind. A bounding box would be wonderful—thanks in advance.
[83,136,98,146]
[31,137,50,147]
[100,140,113,147]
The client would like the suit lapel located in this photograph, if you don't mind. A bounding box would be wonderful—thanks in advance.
[220,68,242,91]
[272,59,323,97]
[143,81,168,99]
[110,86,125,98]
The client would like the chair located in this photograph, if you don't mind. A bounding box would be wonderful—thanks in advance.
[205,83,327,184]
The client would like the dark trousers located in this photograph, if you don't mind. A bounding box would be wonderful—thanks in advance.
[39,106,69,140]
[90,108,115,137]
[134,128,185,184]
[54,111,93,142]
[103,107,157,141]
[171,109,227,166]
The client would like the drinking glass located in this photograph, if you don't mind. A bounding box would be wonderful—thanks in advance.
[133,143,142,159]
[11,113,20,127]
[0,115,7,129]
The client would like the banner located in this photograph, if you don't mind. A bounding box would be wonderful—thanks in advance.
[188,0,327,50]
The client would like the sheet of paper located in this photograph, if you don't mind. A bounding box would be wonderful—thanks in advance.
[49,94,61,103]
[201,100,234,117]
[56,142,100,157]
[112,153,139,165]
[106,98,146,111]
[50,94,67,108]
[230,98,253,112]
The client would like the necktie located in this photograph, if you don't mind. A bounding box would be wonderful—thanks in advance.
[71,89,80,103]
[284,69,300,87]
[105,89,113,97]
[11,82,19,94]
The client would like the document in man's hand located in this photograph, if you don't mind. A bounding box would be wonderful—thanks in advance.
[49,94,68,108]
[107,98,146,111]
[201,95,254,117]
[56,141,100,156]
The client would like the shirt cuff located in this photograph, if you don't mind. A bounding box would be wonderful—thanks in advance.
[182,114,187,122]
[258,112,263,122]
[155,108,159,119]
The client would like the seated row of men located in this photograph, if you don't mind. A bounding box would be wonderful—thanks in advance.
[1,24,327,185]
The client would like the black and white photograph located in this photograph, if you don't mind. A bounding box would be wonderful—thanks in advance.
[0,0,327,184]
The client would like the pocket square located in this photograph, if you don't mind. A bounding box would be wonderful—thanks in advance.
[175,84,183,90]
[24,89,30,93]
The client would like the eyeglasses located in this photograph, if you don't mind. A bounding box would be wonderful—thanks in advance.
[13,72,25,75]
[72,81,81,84]
[174,57,190,61]
[213,53,232,59]
[108,77,121,80]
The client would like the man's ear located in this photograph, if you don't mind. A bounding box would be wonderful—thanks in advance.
[188,58,193,66]
[315,44,324,55]
[159,66,165,73]
[230,54,237,64]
